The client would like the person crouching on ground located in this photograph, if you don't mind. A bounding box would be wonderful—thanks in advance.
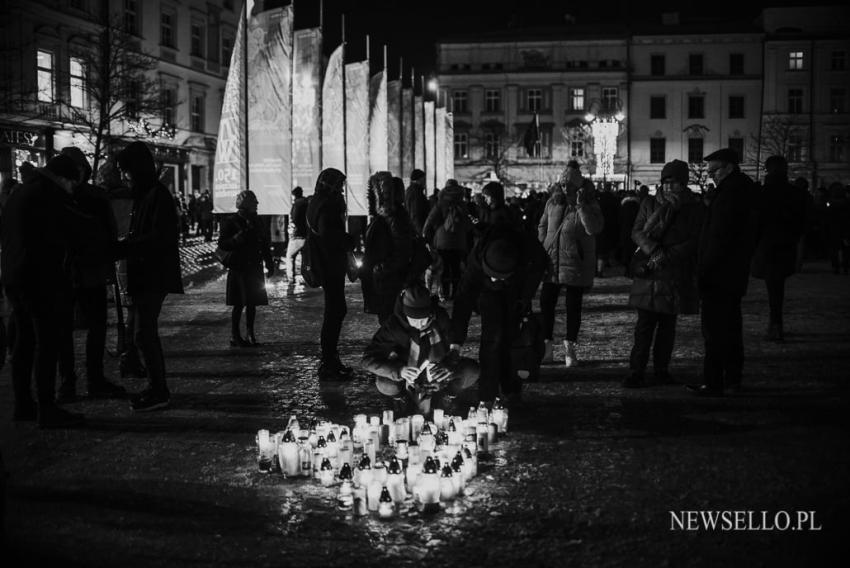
[362,285,479,416]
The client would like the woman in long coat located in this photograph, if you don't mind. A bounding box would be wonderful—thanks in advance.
[625,160,704,387]
[537,164,604,368]
[218,190,274,347]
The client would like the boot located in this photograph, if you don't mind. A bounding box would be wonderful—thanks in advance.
[563,340,578,368]
[120,349,147,379]
[543,339,554,363]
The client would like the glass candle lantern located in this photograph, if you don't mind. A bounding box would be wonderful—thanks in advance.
[386,457,406,503]
[440,463,456,502]
[286,414,300,434]
[256,429,274,473]
[372,462,388,486]
[355,455,373,488]
[382,409,394,426]
[405,462,422,495]
[364,439,377,465]
[451,451,466,494]
[278,430,301,477]
[319,458,335,487]
[395,417,411,442]
[378,486,394,519]
[369,415,381,428]
[298,437,313,478]
[352,414,368,443]
[395,440,409,461]
[476,422,489,454]
[463,446,477,478]
[411,414,425,440]
[353,485,368,516]
[432,408,444,430]
[487,422,498,445]
[337,479,353,510]
[407,443,422,468]
[366,478,383,512]
[476,401,489,423]
[418,456,441,505]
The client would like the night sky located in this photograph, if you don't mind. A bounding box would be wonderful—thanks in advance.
[287,0,817,84]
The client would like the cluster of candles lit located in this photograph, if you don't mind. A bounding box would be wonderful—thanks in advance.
[255,399,510,517]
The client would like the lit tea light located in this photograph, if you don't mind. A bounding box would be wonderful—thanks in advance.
[256,429,274,473]
[378,486,395,518]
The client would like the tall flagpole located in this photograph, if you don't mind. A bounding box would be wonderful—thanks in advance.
[319,0,323,32]
[243,1,249,191]
[341,13,347,173]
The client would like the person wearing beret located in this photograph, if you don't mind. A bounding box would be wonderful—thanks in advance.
[1,155,101,427]
[690,148,759,396]
[362,285,479,415]
[218,189,275,347]
[625,160,704,388]
[450,222,548,404]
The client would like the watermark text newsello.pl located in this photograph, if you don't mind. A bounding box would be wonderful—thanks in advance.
[670,510,822,531]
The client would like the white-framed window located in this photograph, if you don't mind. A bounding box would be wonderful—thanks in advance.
[191,21,205,58]
[124,0,138,35]
[602,87,618,112]
[484,131,500,159]
[69,57,86,108]
[454,132,468,159]
[190,93,205,131]
[485,89,500,112]
[570,88,584,111]
[161,9,175,47]
[451,90,468,113]
[37,49,54,103]
[788,51,804,70]
[527,88,542,112]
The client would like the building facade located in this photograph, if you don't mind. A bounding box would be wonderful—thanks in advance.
[0,0,240,196]
[437,6,850,191]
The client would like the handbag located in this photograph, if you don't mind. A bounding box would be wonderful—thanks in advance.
[214,245,235,269]
[300,216,323,288]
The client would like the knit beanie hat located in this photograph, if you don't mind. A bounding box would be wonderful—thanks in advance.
[660,159,689,185]
[482,238,519,279]
[401,285,433,319]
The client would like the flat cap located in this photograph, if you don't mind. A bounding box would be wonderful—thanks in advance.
[704,148,740,165]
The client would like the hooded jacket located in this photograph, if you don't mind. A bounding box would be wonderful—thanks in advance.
[422,185,472,252]
[114,142,183,295]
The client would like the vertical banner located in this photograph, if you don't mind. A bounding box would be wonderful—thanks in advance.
[445,110,455,183]
[212,5,247,213]
[292,28,322,196]
[322,44,345,176]
[401,88,414,179]
[345,61,370,216]
[247,5,292,215]
[435,106,447,190]
[414,95,424,172]
[424,100,436,192]
[368,70,388,174]
[387,80,402,177]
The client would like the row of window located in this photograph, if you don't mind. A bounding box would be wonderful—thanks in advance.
[648,94,745,120]
[451,87,618,114]
[785,50,846,71]
[123,0,235,64]
[452,133,847,164]
[36,48,207,132]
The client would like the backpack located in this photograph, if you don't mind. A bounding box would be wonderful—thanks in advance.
[300,212,324,288]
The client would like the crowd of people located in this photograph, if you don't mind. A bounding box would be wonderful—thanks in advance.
[0,140,848,427]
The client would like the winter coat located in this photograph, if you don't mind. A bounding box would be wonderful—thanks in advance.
[361,296,452,381]
[451,223,548,345]
[218,212,273,306]
[0,173,100,310]
[361,210,414,314]
[422,185,472,252]
[404,184,430,235]
[290,196,308,239]
[750,174,808,280]
[618,195,641,255]
[628,192,704,315]
[306,190,353,280]
[596,190,620,255]
[697,170,759,298]
[537,188,604,288]
[69,182,118,289]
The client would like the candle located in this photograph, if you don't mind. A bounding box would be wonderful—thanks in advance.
[440,463,456,501]
[319,458,334,487]
[406,462,422,495]
[476,422,489,454]
[372,462,388,486]
[411,414,425,440]
[256,429,273,473]
[338,439,353,471]
[418,457,441,505]
[447,419,463,446]
[463,446,477,478]
[337,479,353,510]
[451,452,465,494]
[353,414,367,443]
[476,401,489,423]
[286,414,300,433]
[356,455,372,488]
[370,429,382,454]
[312,450,323,479]
[395,440,409,461]
[386,457,406,503]
[432,408,444,430]
[278,430,300,477]
[407,443,422,467]
[366,478,382,511]
[378,486,394,519]
[298,438,313,478]
[380,424,391,446]
[395,417,410,442]
[353,486,368,516]
[364,439,377,465]
[382,409,394,425]
[487,422,498,445]
[369,415,381,428]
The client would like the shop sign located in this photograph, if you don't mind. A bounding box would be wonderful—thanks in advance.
[0,127,42,148]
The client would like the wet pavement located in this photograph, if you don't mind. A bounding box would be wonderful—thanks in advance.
[1,249,848,567]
